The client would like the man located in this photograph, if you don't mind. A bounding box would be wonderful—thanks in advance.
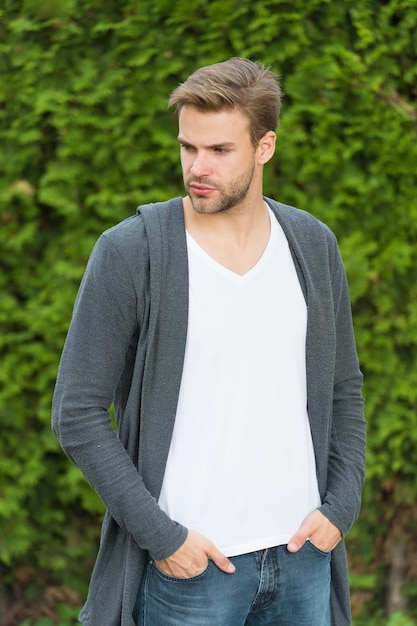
[52,58,366,626]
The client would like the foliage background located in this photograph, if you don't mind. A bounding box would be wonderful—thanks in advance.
[0,0,416,623]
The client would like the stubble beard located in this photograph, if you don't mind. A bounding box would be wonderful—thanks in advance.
[186,162,256,215]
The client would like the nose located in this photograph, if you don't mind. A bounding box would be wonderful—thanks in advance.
[190,151,210,177]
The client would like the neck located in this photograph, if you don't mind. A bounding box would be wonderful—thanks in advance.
[183,194,269,240]
[183,196,271,276]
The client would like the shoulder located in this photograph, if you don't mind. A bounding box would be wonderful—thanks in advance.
[266,197,338,255]
[266,197,334,238]
[97,197,184,257]
[86,198,186,292]
[104,197,184,242]
[265,197,344,284]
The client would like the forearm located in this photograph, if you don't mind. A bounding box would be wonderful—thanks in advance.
[320,372,366,536]
[53,379,187,559]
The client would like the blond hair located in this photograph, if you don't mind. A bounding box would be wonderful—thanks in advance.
[168,57,283,147]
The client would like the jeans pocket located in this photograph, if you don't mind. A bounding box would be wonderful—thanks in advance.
[150,559,210,582]
[305,539,331,557]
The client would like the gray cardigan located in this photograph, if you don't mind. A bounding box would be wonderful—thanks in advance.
[52,197,366,626]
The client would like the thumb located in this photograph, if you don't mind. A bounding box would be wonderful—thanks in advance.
[207,545,236,574]
[287,527,310,553]
[287,509,321,553]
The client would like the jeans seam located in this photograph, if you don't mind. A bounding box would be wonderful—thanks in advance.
[249,547,278,612]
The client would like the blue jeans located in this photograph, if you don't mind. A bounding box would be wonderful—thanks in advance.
[133,541,331,625]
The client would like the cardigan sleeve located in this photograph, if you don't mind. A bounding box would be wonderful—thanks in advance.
[319,232,366,536]
[52,226,187,560]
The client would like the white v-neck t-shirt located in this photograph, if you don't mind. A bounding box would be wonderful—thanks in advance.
[158,209,320,556]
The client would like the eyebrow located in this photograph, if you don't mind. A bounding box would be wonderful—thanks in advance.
[177,136,235,150]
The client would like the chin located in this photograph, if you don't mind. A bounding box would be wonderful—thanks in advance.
[191,203,217,215]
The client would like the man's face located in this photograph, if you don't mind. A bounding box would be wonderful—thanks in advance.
[178,106,258,215]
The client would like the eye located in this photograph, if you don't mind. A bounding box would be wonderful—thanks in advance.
[213,146,229,154]
[180,143,196,153]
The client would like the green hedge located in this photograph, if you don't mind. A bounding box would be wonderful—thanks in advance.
[1,0,416,619]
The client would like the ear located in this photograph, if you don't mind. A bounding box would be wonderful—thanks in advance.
[257,131,276,165]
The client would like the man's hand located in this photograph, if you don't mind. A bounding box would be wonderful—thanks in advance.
[287,509,342,554]
[154,529,236,578]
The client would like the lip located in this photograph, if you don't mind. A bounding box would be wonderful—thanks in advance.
[189,184,216,196]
